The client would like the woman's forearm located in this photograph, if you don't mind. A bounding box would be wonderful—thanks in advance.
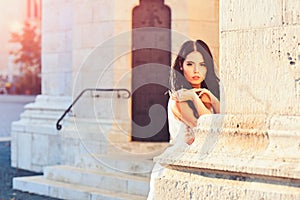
[211,95,220,113]
[192,94,213,116]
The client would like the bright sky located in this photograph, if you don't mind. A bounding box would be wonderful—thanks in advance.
[0,0,26,76]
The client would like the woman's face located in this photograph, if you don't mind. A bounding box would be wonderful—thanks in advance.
[182,51,207,88]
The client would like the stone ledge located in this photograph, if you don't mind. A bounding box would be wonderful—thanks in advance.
[13,175,146,200]
[74,153,155,176]
[154,168,300,200]
[154,114,300,181]
[43,165,150,196]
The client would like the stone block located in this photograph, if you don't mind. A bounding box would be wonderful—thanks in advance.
[165,0,188,20]
[14,175,146,200]
[42,52,72,73]
[114,21,132,38]
[79,139,107,155]
[154,168,300,199]
[44,165,149,195]
[128,177,150,196]
[11,95,72,171]
[283,0,300,25]
[93,0,114,22]
[74,153,154,177]
[71,49,91,71]
[17,133,32,170]
[43,0,72,31]
[220,26,300,115]
[73,1,94,25]
[42,72,71,96]
[48,182,90,200]
[43,32,69,53]
[10,130,18,167]
[221,0,282,31]
[188,0,218,22]
[48,135,61,165]
[42,53,59,73]
[61,135,81,165]
[32,134,49,165]
[270,115,300,131]
[13,176,49,196]
[80,22,114,48]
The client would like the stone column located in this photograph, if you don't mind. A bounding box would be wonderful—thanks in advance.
[11,0,73,172]
[153,0,300,199]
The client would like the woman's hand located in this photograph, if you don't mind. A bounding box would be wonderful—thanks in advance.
[194,88,220,114]
[170,89,197,102]
[194,88,212,99]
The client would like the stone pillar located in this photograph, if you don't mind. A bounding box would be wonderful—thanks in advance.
[153,0,300,199]
[11,0,73,172]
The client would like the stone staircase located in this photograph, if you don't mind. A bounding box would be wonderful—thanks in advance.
[13,142,169,200]
[14,165,149,200]
[12,115,170,200]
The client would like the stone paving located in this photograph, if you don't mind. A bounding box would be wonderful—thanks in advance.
[0,141,61,200]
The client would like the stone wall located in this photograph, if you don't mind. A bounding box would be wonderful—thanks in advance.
[42,0,73,96]
[220,0,300,115]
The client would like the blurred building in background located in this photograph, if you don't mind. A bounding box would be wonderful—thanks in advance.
[0,0,41,94]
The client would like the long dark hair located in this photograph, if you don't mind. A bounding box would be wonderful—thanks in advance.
[170,40,220,117]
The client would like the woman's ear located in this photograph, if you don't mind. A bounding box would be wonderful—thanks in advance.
[179,63,183,71]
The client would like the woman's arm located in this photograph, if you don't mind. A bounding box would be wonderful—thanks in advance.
[170,89,212,127]
[197,88,220,114]
[172,101,198,127]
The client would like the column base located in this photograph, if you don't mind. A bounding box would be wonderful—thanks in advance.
[11,95,72,172]
[154,114,300,199]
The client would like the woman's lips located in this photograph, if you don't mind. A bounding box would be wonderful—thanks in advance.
[192,76,200,80]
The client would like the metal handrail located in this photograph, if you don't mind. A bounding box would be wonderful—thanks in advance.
[56,88,131,130]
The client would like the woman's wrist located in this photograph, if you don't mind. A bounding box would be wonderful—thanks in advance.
[192,92,198,102]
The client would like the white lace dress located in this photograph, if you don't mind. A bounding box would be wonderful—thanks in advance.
[147,98,190,200]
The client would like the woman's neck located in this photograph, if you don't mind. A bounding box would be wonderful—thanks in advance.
[192,84,201,88]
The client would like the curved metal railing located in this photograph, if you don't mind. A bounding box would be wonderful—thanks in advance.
[56,88,131,131]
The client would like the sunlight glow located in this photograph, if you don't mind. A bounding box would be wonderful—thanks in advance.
[10,21,23,33]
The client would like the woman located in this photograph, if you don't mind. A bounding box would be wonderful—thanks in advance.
[168,39,220,145]
[147,40,220,200]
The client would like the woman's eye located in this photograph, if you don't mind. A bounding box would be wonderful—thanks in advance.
[200,63,206,66]
[186,63,193,66]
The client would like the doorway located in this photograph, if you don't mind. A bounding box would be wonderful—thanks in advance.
[131,0,171,142]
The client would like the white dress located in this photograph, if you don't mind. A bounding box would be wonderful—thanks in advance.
[147,99,189,200]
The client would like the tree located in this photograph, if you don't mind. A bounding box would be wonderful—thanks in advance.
[9,20,41,94]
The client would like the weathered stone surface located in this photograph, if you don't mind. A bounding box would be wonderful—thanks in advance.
[221,26,300,115]
[154,168,300,200]
[11,95,71,171]
[220,0,282,31]
[155,114,300,179]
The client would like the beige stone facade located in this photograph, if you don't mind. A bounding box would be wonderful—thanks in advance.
[11,0,300,199]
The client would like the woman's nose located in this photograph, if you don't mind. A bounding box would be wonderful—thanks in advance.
[193,65,199,72]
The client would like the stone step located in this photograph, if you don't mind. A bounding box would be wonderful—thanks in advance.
[74,153,155,177]
[107,142,170,157]
[13,175,146,200]
[44,165,150,196]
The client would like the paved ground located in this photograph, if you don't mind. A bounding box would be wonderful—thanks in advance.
[0,141,61,200]
[0,95,60,200]
[0,95,36,137]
